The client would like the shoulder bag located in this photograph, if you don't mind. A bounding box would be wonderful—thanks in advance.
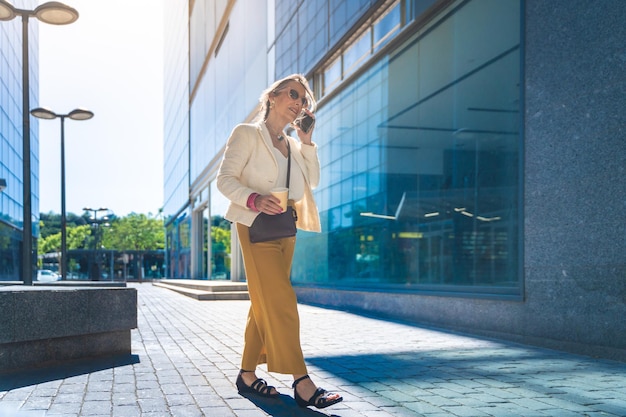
[248,140,298,243]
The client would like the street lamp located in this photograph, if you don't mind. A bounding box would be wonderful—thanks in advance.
[0,0,79,285]
[83,207,110,223]
[84,207,110,280]
[31,108,94,280]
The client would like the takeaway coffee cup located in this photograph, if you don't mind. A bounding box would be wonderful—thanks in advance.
[270,187,289,212]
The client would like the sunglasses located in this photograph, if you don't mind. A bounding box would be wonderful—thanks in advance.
[286,88,308,107]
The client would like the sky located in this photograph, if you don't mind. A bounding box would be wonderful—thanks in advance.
[37,0,164,217]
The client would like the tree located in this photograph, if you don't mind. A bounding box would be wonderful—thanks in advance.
[38,224,93,254]
[68,225,92,249]
[211,222,231,254]
[39,212,165,253]
[101,213,165,251]
[39,211,87,239]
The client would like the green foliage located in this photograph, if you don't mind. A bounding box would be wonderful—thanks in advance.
[101,213,165,251]
[39,232,60,254]
[39,211,87,239]
[37,224,93,254]
[69,225,93,249]
[38,212,165,254]
[211,225,231,254]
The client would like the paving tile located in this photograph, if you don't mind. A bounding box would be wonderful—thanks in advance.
[198,408,236,417]
[593,400,626,416]
[2,283,626,417]
[111,404,142,417]
[46,401,82,415]
[404,400,445,414]
[136,397,169,413]
[79,400,111,415]
[440,405,491,416]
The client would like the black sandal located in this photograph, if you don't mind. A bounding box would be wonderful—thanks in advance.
[292,375,343,409]
[236,370,279,398]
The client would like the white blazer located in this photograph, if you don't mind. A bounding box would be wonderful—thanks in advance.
[217,121,322,232]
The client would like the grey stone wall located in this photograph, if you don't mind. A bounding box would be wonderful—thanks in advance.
[523,0,626,358]
[0,286,137,373]
[297,0,626,362]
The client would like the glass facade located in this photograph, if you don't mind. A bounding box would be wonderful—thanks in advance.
[0,0,40,281]
[166,0,522,295]
[163,0,269,279]
[163,0,190,278]
[283,0,522,295]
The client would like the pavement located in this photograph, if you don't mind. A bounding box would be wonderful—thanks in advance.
[1,282,625,417]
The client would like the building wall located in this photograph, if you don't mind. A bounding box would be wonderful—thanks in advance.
[186,0,270,280]
[296,0,626,361]
[164,0,625,360]
[0,0,40,281]
[522,0,625,358]
[289,0,522,296]
[163,0,190,278]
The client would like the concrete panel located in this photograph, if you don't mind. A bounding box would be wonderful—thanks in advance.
[11,289,90,342]
[0,287,137,373]
[0,331,131,373]
[88,289,138,333]
[0,292,13,344]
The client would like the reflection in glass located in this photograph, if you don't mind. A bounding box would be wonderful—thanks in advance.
[202,206,209,279]
[373,1,400,51]
[323,56,342,96]
[210,181,231,280]
[344,29,371,77]
[294,0,521,294]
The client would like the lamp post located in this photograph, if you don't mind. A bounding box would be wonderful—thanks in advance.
[31,108,94,280]
[83,207,110,280]
[0,0,79,285]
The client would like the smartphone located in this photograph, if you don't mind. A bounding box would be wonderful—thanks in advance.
[296,113,315,134]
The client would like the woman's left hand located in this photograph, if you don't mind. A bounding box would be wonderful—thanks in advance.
[255,194,284,215]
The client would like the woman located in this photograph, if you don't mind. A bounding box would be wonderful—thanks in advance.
[216,74,343,410]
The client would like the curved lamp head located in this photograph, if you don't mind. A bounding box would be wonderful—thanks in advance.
[68,108,94,121]
[0,0,16,21]
[30,107,58,120]
[0,1,78,24]
[31,107,94,121]
[34,1,78,25]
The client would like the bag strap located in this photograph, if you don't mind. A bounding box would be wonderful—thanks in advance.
[286,140,291,189]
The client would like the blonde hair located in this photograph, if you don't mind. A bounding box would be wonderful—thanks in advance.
[258,74,317,121]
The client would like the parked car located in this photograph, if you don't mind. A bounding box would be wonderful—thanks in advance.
[37,269,61,282]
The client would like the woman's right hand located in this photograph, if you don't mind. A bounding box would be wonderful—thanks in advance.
[254,194,284,215]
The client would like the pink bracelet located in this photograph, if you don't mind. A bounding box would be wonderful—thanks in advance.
[247,193,260,212]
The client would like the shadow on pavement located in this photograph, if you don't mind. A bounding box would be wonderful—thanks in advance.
[240,393,341,417]
[0,354,140,391]
[306,347,626,383]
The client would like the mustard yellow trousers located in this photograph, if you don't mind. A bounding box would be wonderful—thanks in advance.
[236,223,308,375]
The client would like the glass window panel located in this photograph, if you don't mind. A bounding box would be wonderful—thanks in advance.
[341,203,353,228]
[210,181,231,280]
[202,206,209,279]
[367,141,381,168]
[323,57,342,95]
[373,2,401,52]
[341,179,352,203]
[296,0,521,296]
[353,172,368,201]
[329,206,342,230]
[367,171,381,197]
[343,29,372,77]
[341,154,353,178]
[329,181,341,207]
